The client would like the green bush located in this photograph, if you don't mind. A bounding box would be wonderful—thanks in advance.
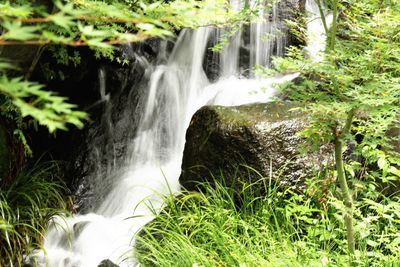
[0,161,69,266]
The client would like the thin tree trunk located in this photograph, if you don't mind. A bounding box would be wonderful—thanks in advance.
[25,45,45,80]
[315,0,329,34]
[334,110,356,255]
[329,0,338,50]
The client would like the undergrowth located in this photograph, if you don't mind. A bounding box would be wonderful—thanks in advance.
[135,172,400,267]
[0,161,69,266]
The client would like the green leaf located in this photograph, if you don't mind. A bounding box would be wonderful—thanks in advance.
[0,75,87,132]
[0,2,33,19]
[388,166,400,177]
[366,239,379,247]
[377,157,387,170]
[87,38,113,49]
[0,59,18,72]
[50,13,75,30]
[2,21,40,41]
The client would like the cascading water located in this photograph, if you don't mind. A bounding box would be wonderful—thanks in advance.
[305,0,333,62]
[249,0,287,69]
[32,1,329,266]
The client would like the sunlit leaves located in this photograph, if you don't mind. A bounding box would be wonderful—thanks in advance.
[0,0,238,49]
[261,1,400,195]
[0,58,17,72]
[1,21,41,41]
[0,0,241,133]
[0,75,86,133]
[49,12,75,30]
[0,2,33,19]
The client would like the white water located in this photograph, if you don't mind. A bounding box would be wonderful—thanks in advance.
[32,1,328,266]
[249,0,287,69]
[305,0,333,62]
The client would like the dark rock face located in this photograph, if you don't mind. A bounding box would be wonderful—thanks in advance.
[278,0,306,20]
[179,102,332,191]
[0,123,11,184]
[277,0,307,47]
[71,40,170,212]
[16,39,169,212]
[98,259,119,267]
[0,118,25,188]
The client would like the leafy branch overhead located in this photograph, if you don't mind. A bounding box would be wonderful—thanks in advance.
[0,0,236,47]
[0,72,86,133]
[0,0,238,133]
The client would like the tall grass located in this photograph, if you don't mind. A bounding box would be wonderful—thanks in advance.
[0,162,68,266]
[135,170,400,267]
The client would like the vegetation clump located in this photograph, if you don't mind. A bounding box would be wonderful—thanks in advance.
[257,0,400,260]
[0,162,68,266]
[138,0,400,265]
[136,174,400,266]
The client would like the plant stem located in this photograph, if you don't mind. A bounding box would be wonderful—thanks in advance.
[334,109,355,256]
[25,45,45,80]
[318,0,355,257]
[329,0,338,50]
[315,0,329,34]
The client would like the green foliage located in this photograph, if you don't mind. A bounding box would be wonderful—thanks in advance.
[260,0,400,258]
[0,71,86,132]
[0,56,87,134]
[0,0,240,133]
[0,0,234,47]
[0,161,69,266]
[265,0,400,182]
[136,172,400,266]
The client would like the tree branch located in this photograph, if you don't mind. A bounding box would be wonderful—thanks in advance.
[17,15,145,25]
[0,34,147,46]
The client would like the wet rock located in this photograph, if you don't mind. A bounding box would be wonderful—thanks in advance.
[203,0,306,80]
[277,0,307,48]
[70,40,172,212]
[0,124,11,183]
[179,102,333,191]
[98,259,119,267]
[0,117,26,188]
[277,0,307,20]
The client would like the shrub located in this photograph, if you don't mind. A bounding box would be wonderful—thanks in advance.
[135,172,400,266]
[0,161,69,266]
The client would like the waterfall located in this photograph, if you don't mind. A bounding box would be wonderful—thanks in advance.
[31,1,328,266]
[305,0,333,62]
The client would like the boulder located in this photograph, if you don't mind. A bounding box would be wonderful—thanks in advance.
[98,259,119,267]
[179,102,332,191]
